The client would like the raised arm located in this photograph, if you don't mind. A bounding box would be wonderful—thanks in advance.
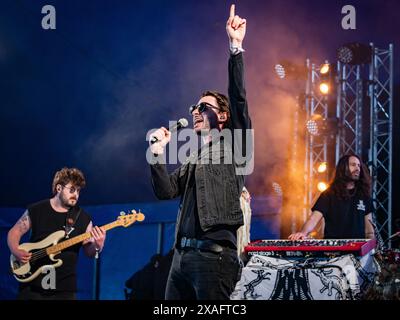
[226,4,251,131]
[226,4,246,51]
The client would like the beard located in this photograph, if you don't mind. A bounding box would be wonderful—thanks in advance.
[349,171,360,181]
[344,168,360,182]
[60,194,77,208]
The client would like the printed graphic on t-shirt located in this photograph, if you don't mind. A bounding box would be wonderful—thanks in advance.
[356,200,366,212]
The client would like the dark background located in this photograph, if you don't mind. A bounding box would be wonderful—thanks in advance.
[0,0,399,301]
[0,0,398,229]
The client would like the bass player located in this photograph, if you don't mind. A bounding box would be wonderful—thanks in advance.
[7,167,106,300]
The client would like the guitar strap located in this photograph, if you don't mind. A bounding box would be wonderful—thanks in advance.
[64,207,82,239]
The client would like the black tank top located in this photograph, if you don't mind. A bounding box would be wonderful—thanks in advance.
[22,199,91,292]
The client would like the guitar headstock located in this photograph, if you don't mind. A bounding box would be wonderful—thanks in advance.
[117,210,145,227]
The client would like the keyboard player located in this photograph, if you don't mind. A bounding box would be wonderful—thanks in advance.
[289,154,375,240]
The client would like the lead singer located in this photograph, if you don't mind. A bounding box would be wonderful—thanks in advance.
[148,5,252,300]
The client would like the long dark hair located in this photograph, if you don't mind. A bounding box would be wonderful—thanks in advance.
[329,154,371,199]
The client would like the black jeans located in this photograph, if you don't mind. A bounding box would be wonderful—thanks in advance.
[17,286,76,300]
[165,247,241,300]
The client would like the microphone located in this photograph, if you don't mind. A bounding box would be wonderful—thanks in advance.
[150,118,189,144]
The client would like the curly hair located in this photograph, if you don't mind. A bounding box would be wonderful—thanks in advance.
[52,167,86,194]
[329,154,371,199]
[201,90,230,128]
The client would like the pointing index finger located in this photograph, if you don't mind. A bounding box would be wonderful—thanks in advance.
[229,4,235,18]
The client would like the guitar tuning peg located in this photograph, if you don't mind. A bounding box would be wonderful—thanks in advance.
[131,209,136,214]
[120,211,126,216]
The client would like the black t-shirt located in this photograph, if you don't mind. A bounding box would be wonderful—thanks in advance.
[22,199,91,292]
[312,189,373,239]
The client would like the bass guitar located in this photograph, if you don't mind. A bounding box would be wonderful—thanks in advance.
[10,210,144,283]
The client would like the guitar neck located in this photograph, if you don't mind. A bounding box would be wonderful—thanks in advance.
[47,221,119,255]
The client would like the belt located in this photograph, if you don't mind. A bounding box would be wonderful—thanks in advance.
[179,237,224,253]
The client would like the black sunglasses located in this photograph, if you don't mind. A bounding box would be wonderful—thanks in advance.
[189,102,221,115]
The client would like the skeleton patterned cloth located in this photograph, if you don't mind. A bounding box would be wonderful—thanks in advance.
[230,253,377,300]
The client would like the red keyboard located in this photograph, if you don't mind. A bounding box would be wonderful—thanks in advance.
[244,239,377,258]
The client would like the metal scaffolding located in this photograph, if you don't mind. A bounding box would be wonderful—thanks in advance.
[335,43,393,245]
[369,44,393,246]
[290,44,393,240]
[303,60,329,225]
[336,63,364,161]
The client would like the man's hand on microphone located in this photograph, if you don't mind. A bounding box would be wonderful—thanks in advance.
[150,127,171,154]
